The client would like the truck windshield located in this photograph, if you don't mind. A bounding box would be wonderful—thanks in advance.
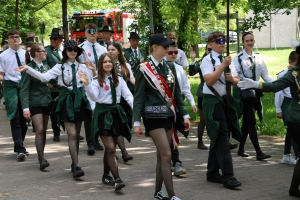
[72,16,105,32]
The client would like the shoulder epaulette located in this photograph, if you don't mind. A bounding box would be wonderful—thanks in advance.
[79,43,84,48]
[118,73,123,77]
[93,76,98,80]
[174,61,182,67]
[276,69,285,75]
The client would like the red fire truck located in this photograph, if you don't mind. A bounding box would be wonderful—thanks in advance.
[70,9,137,44]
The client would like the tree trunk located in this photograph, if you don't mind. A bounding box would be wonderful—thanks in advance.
[15,0,19,29]
[62,0,68,41]
[190,0,199,57]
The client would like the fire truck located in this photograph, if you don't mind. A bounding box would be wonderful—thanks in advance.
[70,9,137,44]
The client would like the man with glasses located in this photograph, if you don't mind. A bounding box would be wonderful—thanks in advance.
[200,31,242,189]
[0,29,28,160]
[166,32,188,68]
[79,23,107,153]
[99,26,123,49]
[45,28,64,142]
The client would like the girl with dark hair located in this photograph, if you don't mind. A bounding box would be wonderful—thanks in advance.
[233,31,274,160]
[15,40,92,178]
[79,53,133,191]
[20,44,51,170]
[237,43,300,198]
[108,42,135,162]
[133,33,191,200]
[189,44,212,150]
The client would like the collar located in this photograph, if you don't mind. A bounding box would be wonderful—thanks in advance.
[66,60,78,66]
[242,49,255,60]
[86,40,97,46]
[105,74,113,79]
[131,47,138,52]
[32,59,43,68]
[150,55,163,67]
[9,47,22,53]
[211,50,222,58]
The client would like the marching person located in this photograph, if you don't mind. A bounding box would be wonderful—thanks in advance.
[166,32,188,68]
[108,42,134,162]
[79,23,107,153]
[189,44,212,150]
[233,31,274,160]
[123,31,147,93]
[20,44,51,170]
[275,51,299,165]
[237,43,300,198]
[100,26,117,48]
[200,31,242,189]
[0,29,28,160]
[79,53,133,191]
[15,40,92,178]
[165,44,197,176]
[134,33,191,200]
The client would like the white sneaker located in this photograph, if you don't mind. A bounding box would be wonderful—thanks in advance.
[173,162,186,176]
[154,190,168,200]
[170,196,181,200]
[17,153,26,160]
[282,154,297,165]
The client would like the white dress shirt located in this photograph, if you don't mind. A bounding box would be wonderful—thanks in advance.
[175,48,188,68]
[26,60,91,91]
[0,47,26,82]
[116,61,134,78]
[131,47,139,58]
[84,75,133,108]
[79,40,107,67]
[233,49,274,82]
[274,69,291,113]
[200,50,238,96]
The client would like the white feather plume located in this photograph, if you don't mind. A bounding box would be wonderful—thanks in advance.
[291,39,300,50]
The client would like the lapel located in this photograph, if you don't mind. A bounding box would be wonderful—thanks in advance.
[50,45,61,61]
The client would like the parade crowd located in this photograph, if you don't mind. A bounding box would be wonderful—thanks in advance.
[0,24,300,200]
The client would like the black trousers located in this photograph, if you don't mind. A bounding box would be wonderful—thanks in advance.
[241,101,257,140]
[50,92,60,136]
[170,140,181,166]
[287,121,300,158]
[207,103,234,181]
[11,100,28,152]
[284,128,299,157]
[84,116,94,147]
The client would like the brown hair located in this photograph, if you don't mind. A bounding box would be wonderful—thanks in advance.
[108,42,130,81]
[85,23,98,30]
[97,53,119,87]
[289,51,298,63]
[25,44,43,64]
[201,44,209,60]
[7,29,20,37]
[207,31,225,43]
[242,31,254,42]
[61,50,81,63]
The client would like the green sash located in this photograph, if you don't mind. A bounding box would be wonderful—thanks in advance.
[4,80,20,120]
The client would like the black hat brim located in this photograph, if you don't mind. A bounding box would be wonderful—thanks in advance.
[128,37,140,39]
[151,40,175,46]
[101,30,114,33]
[62,47,83,57]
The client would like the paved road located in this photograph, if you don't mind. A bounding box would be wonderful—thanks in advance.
[0,105,298,200]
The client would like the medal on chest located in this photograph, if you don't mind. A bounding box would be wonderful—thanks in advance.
[104,84,110,90]
[88,52,91,57]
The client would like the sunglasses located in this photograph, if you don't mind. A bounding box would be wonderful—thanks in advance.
[207,48,212,52]
[167,50,178,55]
[215,38,226,44]
[9,36,20,39]
[50,37,58,41]
[86,29,98,34]
[67,47,78,52]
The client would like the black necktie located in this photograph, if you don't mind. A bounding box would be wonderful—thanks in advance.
[134,50,138,59]
[92,44,98,68]
[40,65,45,73]
[15,52,22,66]
[71,64,78,94]
[249,57,256,80]
[218,55,224,62]
[108,77,116,104]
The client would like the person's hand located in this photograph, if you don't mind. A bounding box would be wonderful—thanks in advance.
[276,113,283,119]
[134,126,143,137]
[23,110,31,120]
[190,47,196,62]
[48,83,53,88]
[184,118,191,131]
[78,71,89,86]
[84,61,95,71]
[15,65,29,72]
[225,72,234,82]
[222,56,231,66]
[192,105,197,113]
[237,78,259,90]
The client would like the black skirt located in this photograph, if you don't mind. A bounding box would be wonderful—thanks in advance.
[144,116,174,132]
[97,111,126,137]
[30,106,50,117]
[60,97,92,123]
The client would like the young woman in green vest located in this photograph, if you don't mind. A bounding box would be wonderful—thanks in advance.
[20,44,51,170]
[79,53,133,191]
[133,33,191,200]
[237,44,300,198]
[15,40,92,179]
[108,42,135,163]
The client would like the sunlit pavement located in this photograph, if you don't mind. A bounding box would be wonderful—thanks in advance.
[0,104,298,200]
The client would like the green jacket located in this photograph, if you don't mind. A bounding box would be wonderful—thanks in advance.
[262,66,300,123]
[92,103,131,142]
[4,80,20,120]
[45,45,61,92]
[202,94,243,147]
[188,60,203,97]
[20,61,51,109]
[133,58,188,122]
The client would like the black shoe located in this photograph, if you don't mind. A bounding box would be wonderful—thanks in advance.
[53,136,60,142]
[73,165,84,178]
[230,143,238,150]
[197,142,208,150]
[94,142,104,150]
[39,159,50,170]
[289,187,300,197]
[207,173,223,183]
[256,153,271,161]
[237,151,249,157]
[71,164,74,173]
[79,135,84,141]
[114,178,125,191]
[102,174,115,186]
[87,146,95,155]
[122,151,133,163]
[223,177,241,189]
